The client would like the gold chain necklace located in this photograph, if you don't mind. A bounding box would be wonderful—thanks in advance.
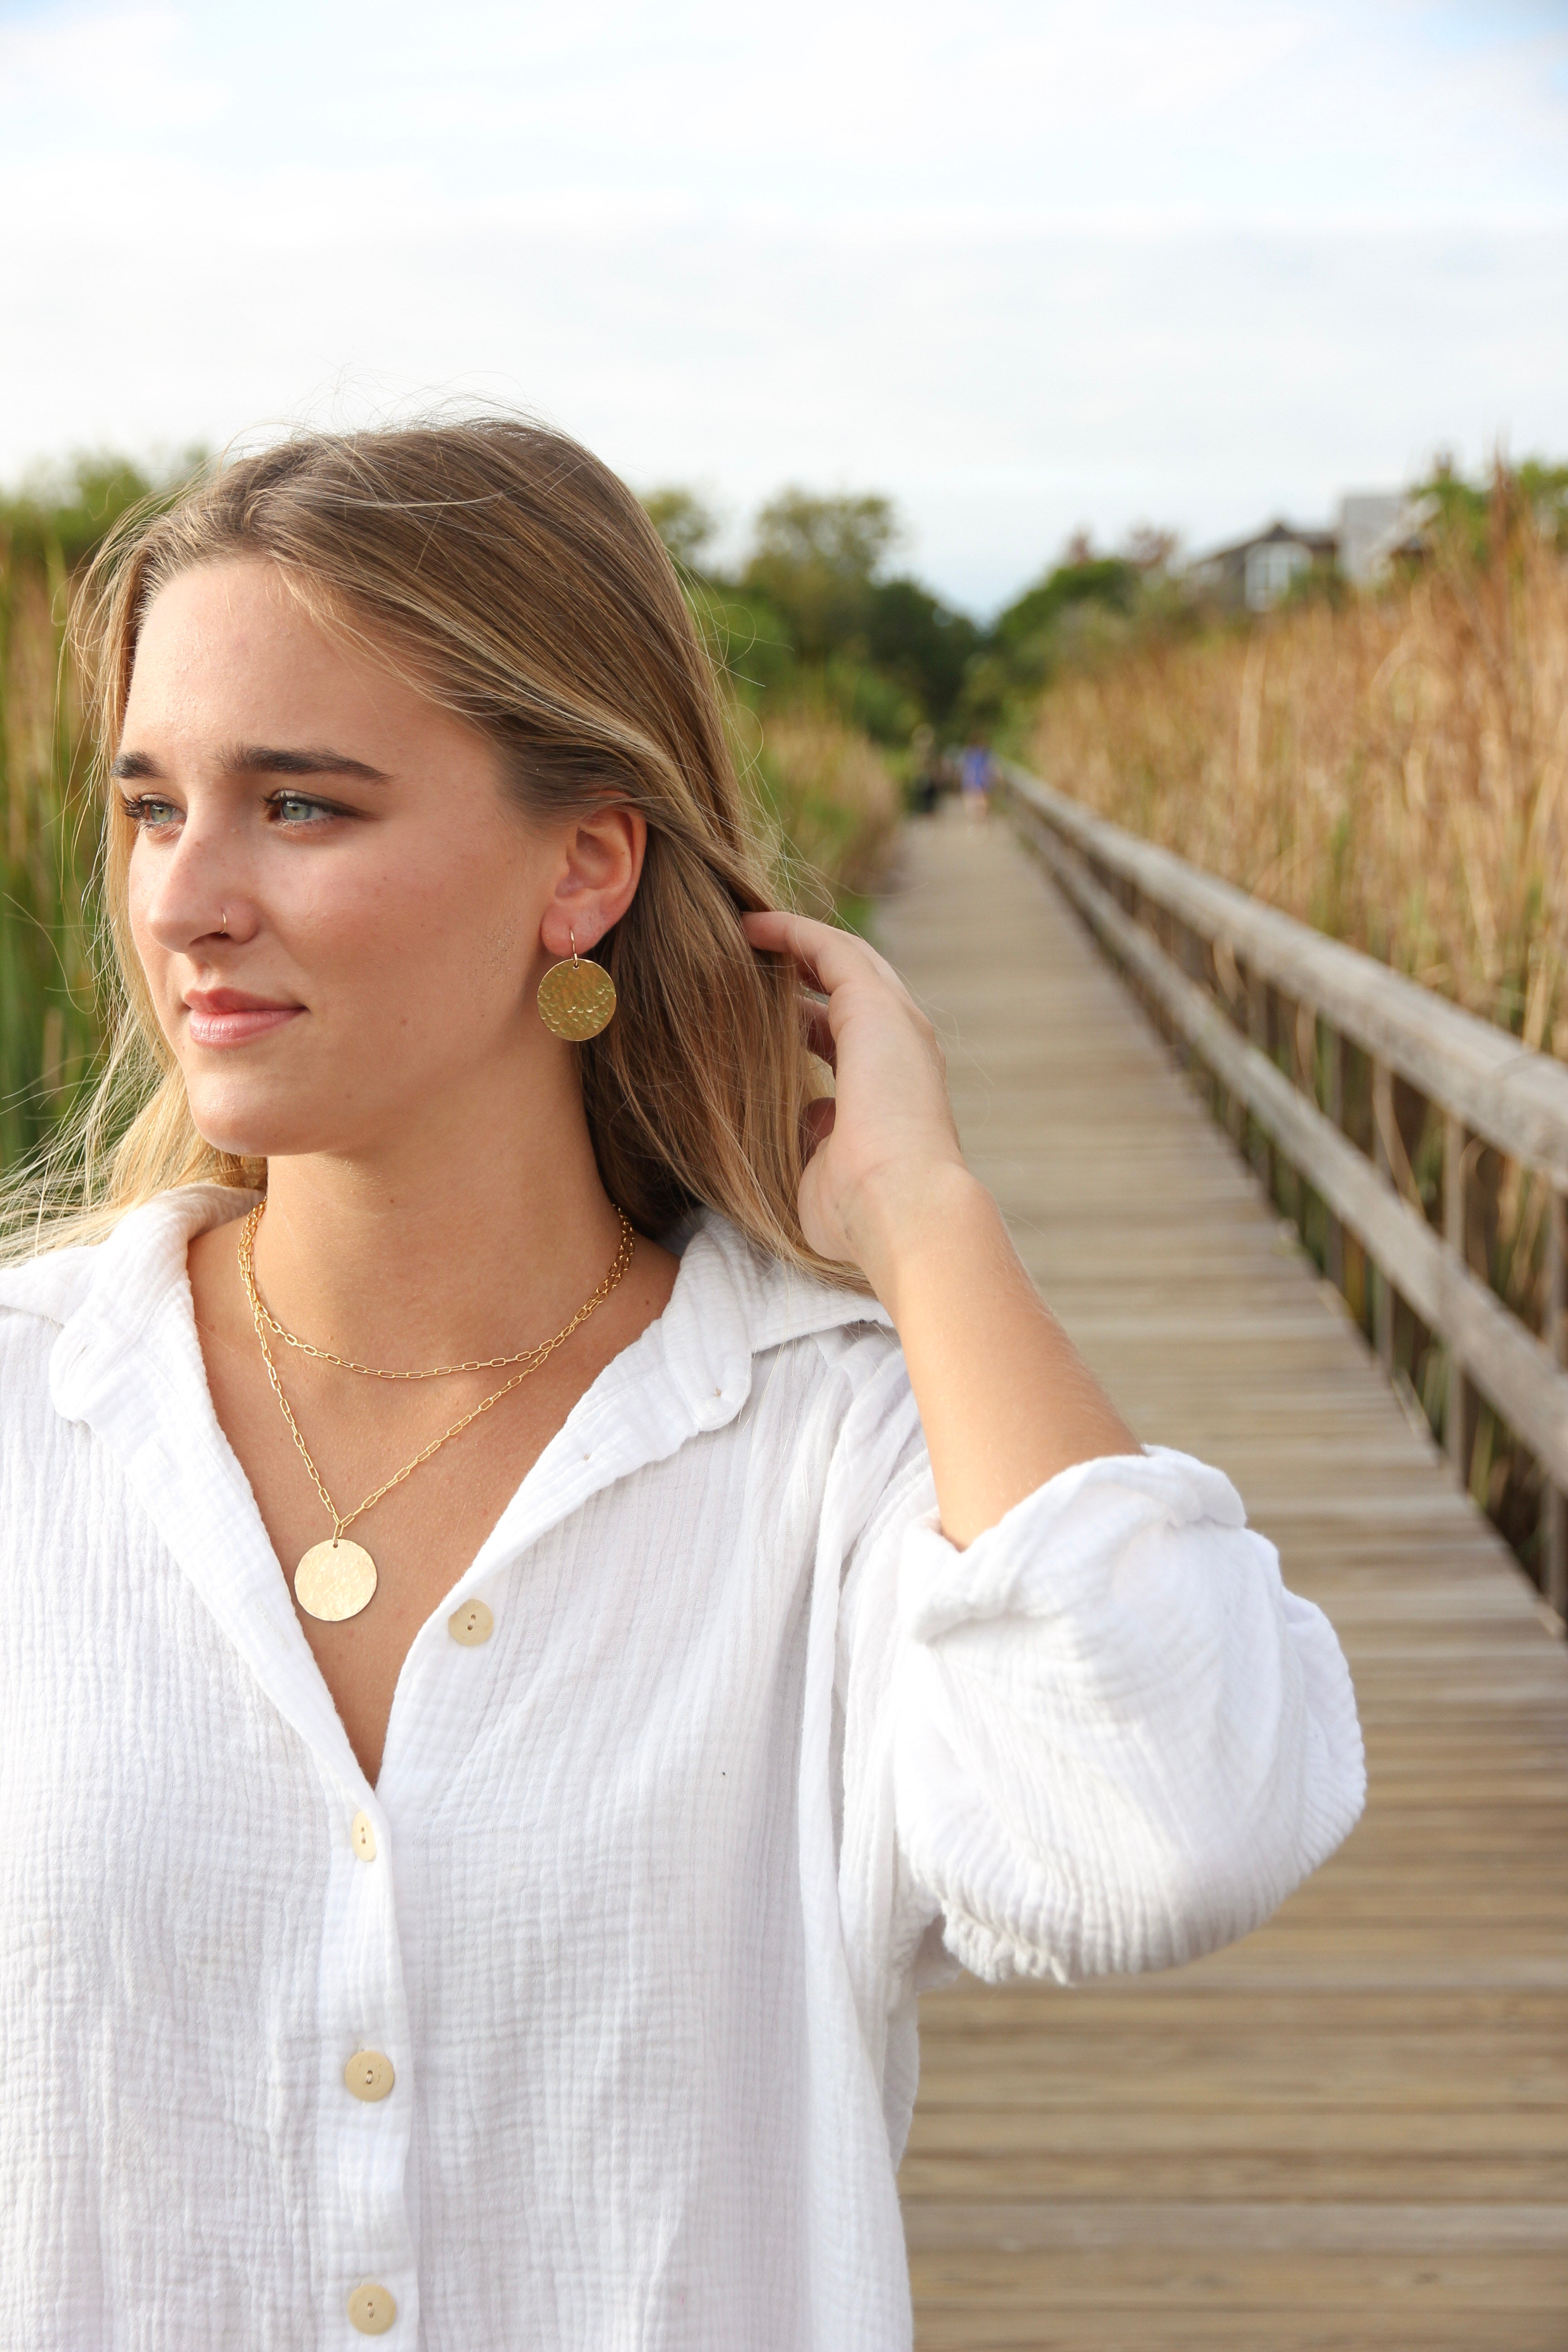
[239,1202,636,1623]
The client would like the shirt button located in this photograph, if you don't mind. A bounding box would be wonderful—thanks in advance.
[347,2282,397,2334]
[344,2049,396,2102]
[448,1598,494,1646]
[351,1811,377,1863]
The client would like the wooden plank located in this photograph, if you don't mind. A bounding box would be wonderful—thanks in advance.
[904,2104,1568,2157]
[913,2311,1568,2351]
[899,2149,1568,2205]
[902,2159,1568,2206]
[902,2200,1568,2249]
[876,807,1568,2349]
[911,2043,1568,2108]
[907,2245,1568,2309]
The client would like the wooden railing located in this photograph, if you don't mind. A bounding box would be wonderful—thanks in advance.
[1002,760,1568,1618]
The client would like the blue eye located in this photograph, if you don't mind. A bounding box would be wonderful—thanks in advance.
[269,793,336,825]
[119,795,181,831]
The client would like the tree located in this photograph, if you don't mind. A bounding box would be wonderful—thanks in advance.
[0,449,204,570]
[991,555,1140,655]
[1123,523,1179,575]
[641,486,720,573]
[742,490,902,661]
[865,578,980,727]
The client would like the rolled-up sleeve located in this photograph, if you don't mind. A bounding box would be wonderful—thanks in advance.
[834,1405,1365,2003]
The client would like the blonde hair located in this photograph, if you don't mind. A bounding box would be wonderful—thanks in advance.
[8,417,847,1279]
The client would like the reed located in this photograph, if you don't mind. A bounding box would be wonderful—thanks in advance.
[1029,473,1568,1052]
[745,706,901,931]
[1030,475,1568,1559]
[0,542,101,1173]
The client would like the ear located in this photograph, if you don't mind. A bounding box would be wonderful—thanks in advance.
[539,807,647,960]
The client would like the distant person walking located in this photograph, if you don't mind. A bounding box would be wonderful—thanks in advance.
[960,736,995,821]
[908,723,942,816]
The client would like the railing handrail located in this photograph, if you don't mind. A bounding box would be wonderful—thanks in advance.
[1001,760,1568,1188]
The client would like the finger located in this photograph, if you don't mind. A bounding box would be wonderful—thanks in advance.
[742,908,902,999]
[799,1000,837,1066]
[742,908,831,995]
[801,1094,836,1159]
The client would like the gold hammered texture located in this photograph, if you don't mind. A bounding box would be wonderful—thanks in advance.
[537,957,617,1040]
[295,1539,379,1622]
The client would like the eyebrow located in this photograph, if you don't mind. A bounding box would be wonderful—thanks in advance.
[110,745,392,784]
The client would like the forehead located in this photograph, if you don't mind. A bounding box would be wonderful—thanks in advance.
[129,560,367,707]
[122,559,451,761]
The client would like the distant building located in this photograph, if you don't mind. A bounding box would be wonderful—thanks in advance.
[1337,491,1435,585]
[1190,520,1338,612]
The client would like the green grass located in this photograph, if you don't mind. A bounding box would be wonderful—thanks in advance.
[0,548,104,1172]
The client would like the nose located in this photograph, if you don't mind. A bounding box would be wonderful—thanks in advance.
[133,811,260,957]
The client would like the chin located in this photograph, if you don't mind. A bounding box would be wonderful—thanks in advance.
[185,1079,342,1164]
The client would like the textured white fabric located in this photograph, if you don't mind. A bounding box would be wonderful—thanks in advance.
[0,1186,1364,2351]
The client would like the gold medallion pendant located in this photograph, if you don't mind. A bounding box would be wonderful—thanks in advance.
[295,1538,379,1623]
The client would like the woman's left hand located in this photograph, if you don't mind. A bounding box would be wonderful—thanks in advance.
[744,906,1136,1546]
[741,909,968,1296]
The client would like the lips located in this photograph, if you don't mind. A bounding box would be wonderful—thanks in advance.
[183,990,304,1049]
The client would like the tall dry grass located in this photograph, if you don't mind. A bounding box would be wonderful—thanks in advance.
[746,707,901,929]
[1029,479,1568,1558]
[1030,475,1568,1054]
[0,548,100,1171]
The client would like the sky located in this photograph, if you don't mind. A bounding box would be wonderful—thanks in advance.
[2,0,1566,612]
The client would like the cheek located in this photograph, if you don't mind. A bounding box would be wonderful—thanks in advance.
[124,850,167,982]
[298,835,533,1006]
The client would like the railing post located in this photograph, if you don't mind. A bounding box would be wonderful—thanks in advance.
[1372,1058,1395,1372]
[1249,974,1273,1197]
[1444,1113,1469,1486]
[1213,933,1245,1145]
[1548,1189,1567,1620]
[1324,1026,1344,1290]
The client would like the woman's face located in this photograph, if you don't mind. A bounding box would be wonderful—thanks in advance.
[118,556,637,1163]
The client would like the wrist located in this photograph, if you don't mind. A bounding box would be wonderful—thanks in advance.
[843,1159,992,1316]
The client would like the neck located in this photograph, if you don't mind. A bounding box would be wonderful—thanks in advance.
[248,1063,627,1368]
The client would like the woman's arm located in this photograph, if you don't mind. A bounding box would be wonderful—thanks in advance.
[742,910,1136,1545]
[745,913,1364,1994]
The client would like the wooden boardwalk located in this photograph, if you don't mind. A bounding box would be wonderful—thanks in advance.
[879,805,1568,2352]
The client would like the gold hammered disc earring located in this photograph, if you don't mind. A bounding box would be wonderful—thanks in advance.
[536,928,617,1041]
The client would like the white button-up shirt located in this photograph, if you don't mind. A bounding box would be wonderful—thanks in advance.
[0,1187,1363,2350]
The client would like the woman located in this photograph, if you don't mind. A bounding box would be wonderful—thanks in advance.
[0,419,1363,2350]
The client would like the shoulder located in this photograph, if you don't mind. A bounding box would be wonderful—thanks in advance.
[671,1221,932,1573]
[666,1210,901,1387]
[0,1252,99,1482]
[0,1183,253,1395]
[799,1314,915,1424]
[0,1244,99,1366]
[666,1216,925,1507]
